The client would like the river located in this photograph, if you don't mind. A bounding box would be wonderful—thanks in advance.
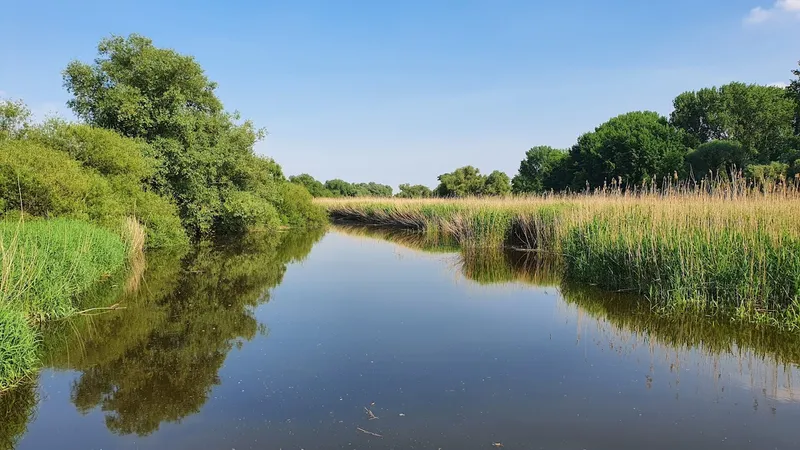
[3,227,800,449]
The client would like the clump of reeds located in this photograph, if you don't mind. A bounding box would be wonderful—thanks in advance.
[319,177,800,329]
[0,306,37,392]
[0,218,129,390]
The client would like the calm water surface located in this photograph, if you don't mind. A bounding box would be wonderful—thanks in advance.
[4,228,800,449]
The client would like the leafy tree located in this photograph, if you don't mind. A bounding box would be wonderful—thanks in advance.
[353,182,392,197]
[63,34,322,238]
[434,166,487,197]
[670,83,795,162]
[570,111,689,188]
[396,183,432,198]
[483,170,511,196]
[289,174,332,197]
[0,99,31,141]
[745,162,789,182]
[790,61,800,136]
[511,146,569,193]
[324,179,356,197]
[685,140,748,179]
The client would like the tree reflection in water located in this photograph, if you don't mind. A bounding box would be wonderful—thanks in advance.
[38,228,325,436]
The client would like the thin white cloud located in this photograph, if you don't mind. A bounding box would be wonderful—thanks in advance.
[768,81,789,88]
[745,0,800,24]
[0,90,6,98]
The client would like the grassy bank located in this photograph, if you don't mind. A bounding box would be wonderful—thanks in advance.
[0,219,128,390]
[321,189,800,329]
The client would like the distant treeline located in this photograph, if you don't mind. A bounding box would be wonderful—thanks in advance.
[289,167,511,199]
[512,63,800,193]
[301,59,800,198]
[289,175,394,198]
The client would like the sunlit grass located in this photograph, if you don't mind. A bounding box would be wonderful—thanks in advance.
[0,218,129,390]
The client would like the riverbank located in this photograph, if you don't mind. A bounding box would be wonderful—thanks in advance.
[0,219,131,391]
[320,191,800,330]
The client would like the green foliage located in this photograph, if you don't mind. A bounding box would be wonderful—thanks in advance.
[396,183,433,198]
[354,182,393,197]
[791,61,800,136]
[63,34,323,238]
[745,162,789,182]
[685,140,748,178]
[324,179,355,197]
[275,182,328,228]
[0,307,37,392]
[0,219,127,321]
[0,99,32,141]
[512,146,570,193]
[0,139,124,226]
[434,166,487,197]
[289,173,332,197]
[1,123,189,248]
[670,83,795,161]
[570,111,689,188]
[321,178,392,197]
[483,170,511,196]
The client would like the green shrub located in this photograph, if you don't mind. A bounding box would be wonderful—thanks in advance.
[0,307,37,391]
[0,140,124,226]
[275,182,327,228]
[1,127,188,248]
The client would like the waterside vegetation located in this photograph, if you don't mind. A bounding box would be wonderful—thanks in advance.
[322,181,800,330]
[0,33,326,391]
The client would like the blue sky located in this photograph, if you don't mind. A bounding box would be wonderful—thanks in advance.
[1,0,799,188]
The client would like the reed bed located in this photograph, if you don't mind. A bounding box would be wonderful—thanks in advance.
[0,218,131,390]
[319,180,800,329]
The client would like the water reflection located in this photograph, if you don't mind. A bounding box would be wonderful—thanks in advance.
[36,228,325,436]
[334,224,800,404]
[0,382,36,450]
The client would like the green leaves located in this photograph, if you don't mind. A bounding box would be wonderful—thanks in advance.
[434,166,511,197]
[396,184,432,198]
[670,83,795,162]
[63,34,323,238]
[511,146,569,193]
[570,111,689,188]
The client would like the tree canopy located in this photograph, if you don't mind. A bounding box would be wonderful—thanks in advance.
[511,146,570,193]
[669,83,795,162]
[434,166,511,197]
[570,111,689,188]
[396,184,433,198]
[62,34,323,238]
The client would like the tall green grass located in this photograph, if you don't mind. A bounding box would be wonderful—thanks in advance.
[0,218,128,391]
[1,219,127,321]
[0,307,37,391]
[320,189,800,329]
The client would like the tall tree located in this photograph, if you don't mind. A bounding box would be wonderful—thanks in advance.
[61,34,318,237]
[670,83,795,162]
[570,111,689,188]
[483,170,511,196]
[511,146,569,193]
[790,61,800,136]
